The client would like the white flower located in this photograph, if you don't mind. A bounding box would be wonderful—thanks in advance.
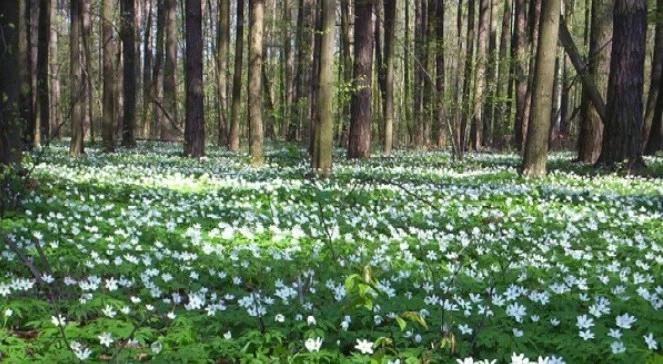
[4,308,13,317]
[644,333,658,350]
[307,315,316,326]
[224,331,232,339]
[102,304,116,318]
[167,311,176,320]
[607,328,622,339]
[458,323,473,335]
[304,337,323,352]
[151,341,162,354]
[610,341,626,354]
[355,339,374,354]
[510,353,530,364]
[98,332,114,347]
[513,328,524,337]
[275,313,285,322]
[576,314,594,330]
[615,313,636,329]
[51,314,66,327]
[70,341,92,361]
[579,329,594,341]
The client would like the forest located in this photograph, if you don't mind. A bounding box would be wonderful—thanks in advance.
[0,0,662,362]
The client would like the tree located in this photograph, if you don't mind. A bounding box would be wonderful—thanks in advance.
[470,0,489,150]
[248,0,265,165]
[49,0,60,138]
[597,0,647,168]
[162,0,178,140]
[69,0,84,156]
[312,0,336,175]
[19,0,34,149]
[184,0,205,157]
[512,0,528,150]
[383,0,397,154]
[36,0,50,147]
[121,0,137,147]
[643,0,663,154]
[0,1,22,165]
[151,0,165,140]
[217,0,230,146]
[433,0,446,149]
[578,0,612,163]
[521,0,560,176]
[102,0,116,152]
[347,0,374,159]
[460,0,475,154]
[229,0,245,151]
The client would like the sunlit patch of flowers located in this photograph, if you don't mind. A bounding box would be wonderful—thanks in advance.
[0,142,661,362]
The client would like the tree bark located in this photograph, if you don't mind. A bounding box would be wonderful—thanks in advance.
[217,0,230,146]
[0,2,22,165]
[347,0,374,159]
[36,0,50,147]
[578,0,612,163]
[121,0,137,147]
[433,0,446,149]
[19,0,35,149]
[598,0,647,168]
[49,0,60,139]
[642,0,663,151]
[151,0,165,139]
[69,0,84,156]
[513,0,528,150]
[162,0,178,140]
[229,0,245,151]
[248,0,265,164]
[142,0,154,138]
[460,0,475,153]
[382,0,396,154]
[102,0,116,152]
[493,0,511,146]
[184,0,205,157]
[470,0,489,150]
[312,0,335,176]
[522,0,560,176]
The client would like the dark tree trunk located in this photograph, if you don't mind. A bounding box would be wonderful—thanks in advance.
[338,0,352,146]
[36,0,50,147]
[121,0,137,147]
[184,0,205,157]
[142,0,154,138]
[383,0,396,154]
[494,0,511,147]
[19,0,35,149]
[49,0,60,138]
[643,0,663,152]
[248,0,265,164]
[0,2,22,165]
[69,0,84,156]
[460,0,475,153]
[598,0,647,168]
[152,0,165,139]
[513,0,528,150]
[217,0,230,146]
[102,0,116,152]
[578,0,612,163]
[433,0,446,149]
[229,0,245,151]
[470,0,489,150]
[347,0,374,159]
[162,0,178,140]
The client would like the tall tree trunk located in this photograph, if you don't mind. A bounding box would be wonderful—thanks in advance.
[522,0,560,176]
[513,0,528,150]
[642,0,663,151]
[36,0,50,147]
[69,0,84,156]
[460,0,475,153]
[49,0,60,139]
[229,0,245,151]
[162,0,178,140]
[290,0,314,142]
[142,0,154,138]
[413,0,425,148]
[338,0,352,146]
[578,0,612,163]
[470,0,489,150]
[184,0,205,157]
[383,0,396,154]
[19,0,35,149]
[645,75,663,154]
[81,0,94,143]
[403,0,411,146]
[0,2,22,165]
[152,0,165,139]
[248,0,265,164]
[347,0,373,159]
[217,0,230,145]
[312,0,335,176]
[598,0,647,168]
[102,0,116,152]
[494,0,511,147]
[433,0,446,149]
[121,0,137,147]
[308,0,322,154]
[281,0,295,140]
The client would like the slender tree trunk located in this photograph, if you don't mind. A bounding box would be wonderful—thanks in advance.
[513,0,528,150]
[522,0,560,176]
[413,0,426,148]
[81,0,94,144]
[36,0,50,147]
[312,0,335,176]
[382,0,396,154]
[248,0,265,164]
[69,0,84,156]
[19,0,35,149]
[642,0,663,150]
[578,0,612,163]
[494,0,511,147]
[102,0,116,152]
[460,0,475,153]
[0,2,22,165]
[49,0,60,139]
[121,0,137,147]
[142,0,154,138]
[470,0,489,150]
[433,0,446,149]
[229,0,245,151]
[281,0,294,140]
[184,0,205,157]
[152,0,165,139]
[598,0,647,168]
[308,0,322,154]
[217,0,230,145]
[347,0,374,159]
[162,0,178,140]
[338,0,352,146]
[645,75,663,153]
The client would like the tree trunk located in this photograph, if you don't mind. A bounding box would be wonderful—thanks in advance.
[248,0,264,164]
[0,2,22,165]
[522,0,560,176]
[578,0,612,163]
[382,0,396,154]
[184,0,205,157]
[513,0,528,150]
[494,0,511,147]
[142,0,154,138]
[102,0,116,152]
[312,0,335,176]
[121,0,137,147]
[81,0,94,144]
[69,0,84,156]
[645,74,663,154]
[460,0,475,153]
[152,0,165,139]
[642,0,663,151]
[338,0,352,146]
[347,0,373,159]
[433,0,446,149]
[598,0,647,168]
[217,0,230,146]
[49,0,60,139]
[36,0,50,147]
[229,0,245,151]
[19,0,35,149]
[162,0,178,140]
[470,0,489,150]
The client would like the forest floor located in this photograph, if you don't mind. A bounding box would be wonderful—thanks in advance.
[1,142,662,363]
